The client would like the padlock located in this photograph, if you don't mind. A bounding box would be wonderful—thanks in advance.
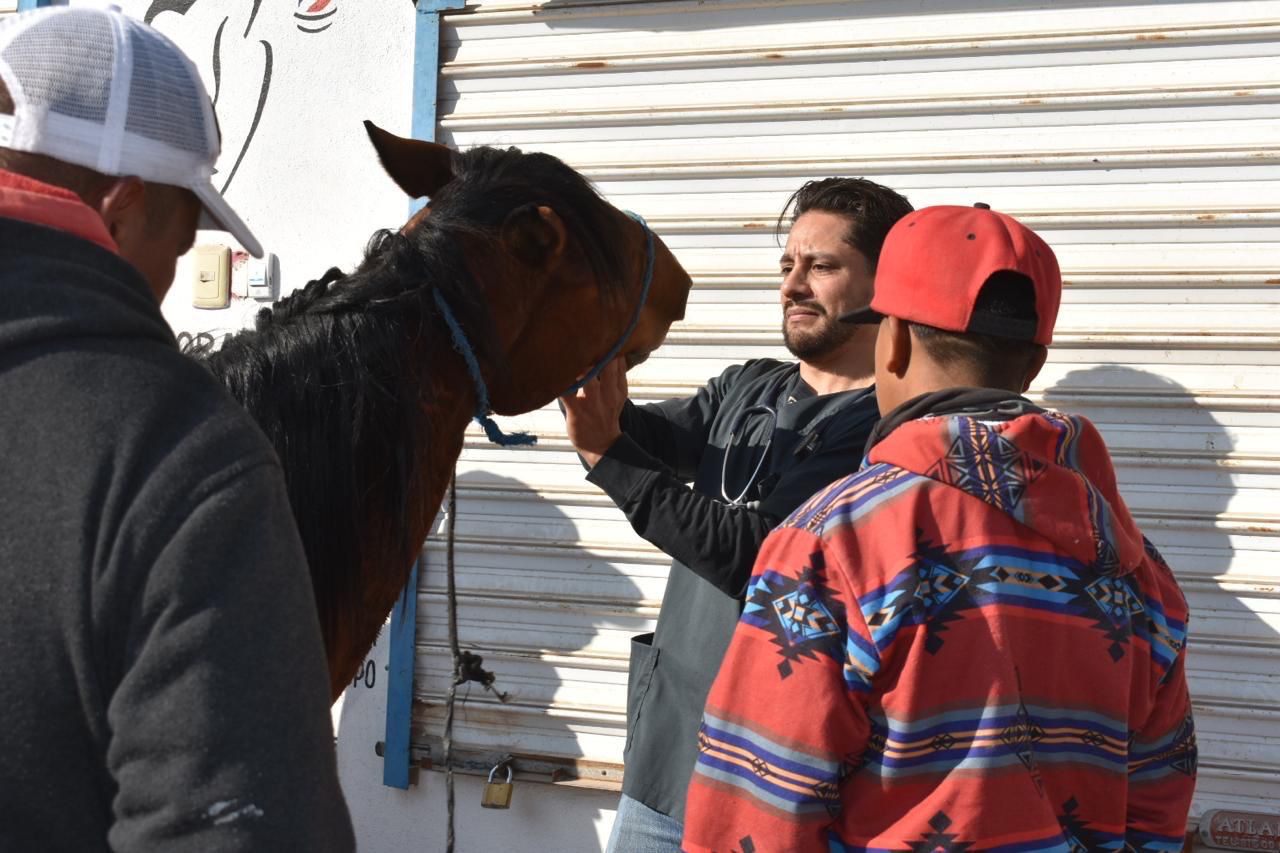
[481,762,514,809]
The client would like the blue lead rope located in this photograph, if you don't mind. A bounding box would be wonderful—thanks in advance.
[435,210,656,447]
[433,288,537,446]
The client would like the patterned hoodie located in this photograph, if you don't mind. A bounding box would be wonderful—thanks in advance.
[682,393,1196,853]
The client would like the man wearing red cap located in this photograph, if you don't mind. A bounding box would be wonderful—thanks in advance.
[681,205,1196,851]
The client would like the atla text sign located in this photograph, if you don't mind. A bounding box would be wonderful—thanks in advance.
[1201,810,1280,852]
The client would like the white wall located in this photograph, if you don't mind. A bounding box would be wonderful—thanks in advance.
[115,0,418,341]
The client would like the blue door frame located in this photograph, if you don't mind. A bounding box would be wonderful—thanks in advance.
[381,0,467,791]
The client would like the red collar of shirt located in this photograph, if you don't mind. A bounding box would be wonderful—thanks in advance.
[0,169,119,254]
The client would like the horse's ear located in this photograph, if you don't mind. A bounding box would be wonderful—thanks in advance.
[363,120,454,199]
[501,204,567,268]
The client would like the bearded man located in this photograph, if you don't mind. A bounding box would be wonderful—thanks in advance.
[561,178,913,851]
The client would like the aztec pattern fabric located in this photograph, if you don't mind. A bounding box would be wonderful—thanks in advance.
[682,410,1195,853]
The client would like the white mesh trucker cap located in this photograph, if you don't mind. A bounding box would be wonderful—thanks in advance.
[0,7,262,257]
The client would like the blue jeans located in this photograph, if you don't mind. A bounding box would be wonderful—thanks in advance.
[606,794,683,853]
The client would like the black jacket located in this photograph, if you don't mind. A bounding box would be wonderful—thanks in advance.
[0,218,354,851]
[587,359,879,820]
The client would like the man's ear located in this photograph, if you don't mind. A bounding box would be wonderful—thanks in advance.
[1021,344,1050,392]
[95,176,147,243]
[363,120,454,199]
[884,316,912,379]
[501,204,567,268]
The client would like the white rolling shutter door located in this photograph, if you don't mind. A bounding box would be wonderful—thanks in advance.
[413,0,1280,819]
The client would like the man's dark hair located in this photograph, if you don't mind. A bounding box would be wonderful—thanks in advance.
[778,177,914,270]
[910,271,1046,391]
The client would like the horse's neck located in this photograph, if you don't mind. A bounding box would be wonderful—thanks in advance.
[330,337,476,700]
[409,357,475,543]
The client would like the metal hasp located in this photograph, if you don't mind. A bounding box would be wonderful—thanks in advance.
[382,0,467,790]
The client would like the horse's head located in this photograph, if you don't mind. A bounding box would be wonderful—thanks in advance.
[196,127,692,699]
[364,121,692,414]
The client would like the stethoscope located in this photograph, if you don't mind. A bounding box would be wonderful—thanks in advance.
[720,404,779,505]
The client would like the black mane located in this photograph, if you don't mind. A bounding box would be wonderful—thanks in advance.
[190,144,628,647]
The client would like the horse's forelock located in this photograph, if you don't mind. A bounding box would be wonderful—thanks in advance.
[435,145,631,300]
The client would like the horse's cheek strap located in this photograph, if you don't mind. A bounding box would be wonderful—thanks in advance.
[560,211,655,397]
[432,289,537,447]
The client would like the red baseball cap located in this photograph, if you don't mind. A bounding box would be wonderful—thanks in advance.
[840,204,1061,345]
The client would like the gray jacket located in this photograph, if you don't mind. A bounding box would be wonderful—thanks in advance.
[0,217,353,851]
[588,359,878,820]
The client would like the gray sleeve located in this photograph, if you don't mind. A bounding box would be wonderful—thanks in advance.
[588,435,779,597]
[587,363,819,598]
[104,461,354,853]
[588,431,870,599]
[616,363,745,482]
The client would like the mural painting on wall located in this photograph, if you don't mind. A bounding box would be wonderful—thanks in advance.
[142,1,337,194]
[296,1,338,34]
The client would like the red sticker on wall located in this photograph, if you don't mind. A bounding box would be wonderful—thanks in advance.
[297,0,336,33]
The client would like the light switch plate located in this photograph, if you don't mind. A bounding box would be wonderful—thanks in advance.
[192,245,231,309]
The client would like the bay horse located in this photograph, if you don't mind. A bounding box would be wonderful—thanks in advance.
[196,122,692,699]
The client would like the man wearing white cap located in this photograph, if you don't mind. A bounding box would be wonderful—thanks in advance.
[0,8,353,851]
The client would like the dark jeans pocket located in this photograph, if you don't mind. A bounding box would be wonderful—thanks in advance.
[624,632,660,754]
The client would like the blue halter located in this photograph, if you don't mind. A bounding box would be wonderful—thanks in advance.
[434,211,656,447]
